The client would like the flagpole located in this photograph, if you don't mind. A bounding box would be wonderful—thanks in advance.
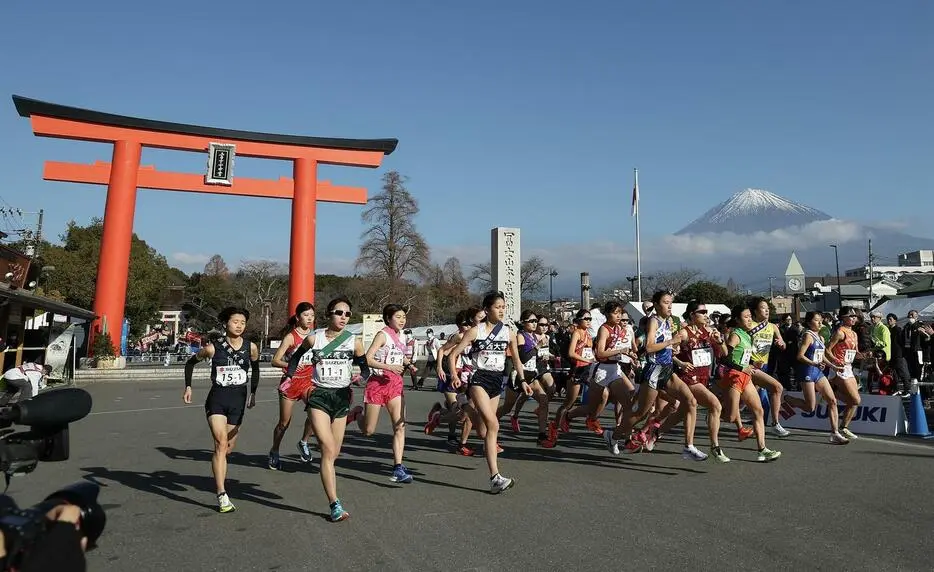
[634,168,642,302]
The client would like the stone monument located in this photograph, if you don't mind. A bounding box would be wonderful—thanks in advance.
[491,227,521,327]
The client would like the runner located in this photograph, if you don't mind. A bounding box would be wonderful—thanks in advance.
[549,309,597,440]
[604,291,707,461]
[283,296,366,522]
[747,297,791,437]
[568,301,636,451]
[645,300,730,461]
[418,329,442,388]
[347,304,417,483]
[783,311,850,444]
[510,316,558,429]
[448,291,530,493]
[495,310,556,448]
[426,310,476,449]
[182,306,260,513]
[715,304,782,462]
[826,307,863,440]
[268,302,317,470]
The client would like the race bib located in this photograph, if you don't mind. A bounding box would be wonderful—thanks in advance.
[918,350,925,365]
[459,368,472,384]
[755,340,772,354]
[813,349,825,363]
[523,356,537,371]
[581,348,595,361]
[478,351,505,371]
[537,347,550,358]
[740,349,752,368]
[843,349,857,364]
[317,359,349,383]
[385,348,404,366]
[216,365,247,387]
[841,365,854,379]
[620,354,631,364]
[298,351,316,366]
[692,348,713,367]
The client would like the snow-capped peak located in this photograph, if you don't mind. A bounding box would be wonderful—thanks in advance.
[675,188,832,235]
[706,188,826,223]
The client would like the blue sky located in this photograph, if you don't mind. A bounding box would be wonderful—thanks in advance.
[1,0,931,294]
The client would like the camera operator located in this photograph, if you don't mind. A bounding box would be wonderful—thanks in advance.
[0,504,88,572]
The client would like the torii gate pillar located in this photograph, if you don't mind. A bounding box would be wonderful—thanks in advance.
[13,96,397,355]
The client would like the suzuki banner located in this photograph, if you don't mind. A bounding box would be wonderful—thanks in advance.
[778,391,907,436]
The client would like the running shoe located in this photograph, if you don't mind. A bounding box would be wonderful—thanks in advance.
[496,442,504,454]
[455,445,476,457]
[329,499,350,522]
[840,427,859,440]
[682,445,708,461]
[712,446,731,463]
[390,464,414,483]
[756,448,782,462]
[217,492,236,514]
[623,438,643,454]
[547,421,559,442]
[585,418,603,435]
[603,430,620,455]
[510,415,521,433]
[643,428,659,452]
[830,432,850,445]
[490,474,515,494]
[297,440,314,463]
[737,426,754,441]
[425,412,442,435]
[538,435,557,448]
[267,450,281,471]
[559,413,570,434]
[771,423,791,438]
[427,402,442,423]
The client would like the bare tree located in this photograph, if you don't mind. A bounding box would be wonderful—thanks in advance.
[468,255,553,297]
[235,260,288,308]
[355,171,431,283]
[203,254,230,278]
[644,268,705,296]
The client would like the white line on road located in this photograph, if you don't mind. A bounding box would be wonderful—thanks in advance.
[88,399,279,416]
[859,436,934,451]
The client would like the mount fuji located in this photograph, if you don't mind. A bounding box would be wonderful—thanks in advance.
[676,188,831,235]
[658,188,934,285]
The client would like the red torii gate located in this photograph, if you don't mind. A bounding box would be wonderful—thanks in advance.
[13,96,397,355]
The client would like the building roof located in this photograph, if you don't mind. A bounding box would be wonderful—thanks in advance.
[897,275,934,296]
[846,277,904,289]
[13,95,398,155]
[784,252,805,276]
[806,275,858,288]
[0,286,95,319]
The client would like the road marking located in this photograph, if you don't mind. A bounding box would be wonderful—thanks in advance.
[88,399,279,416]
[859,436,934,451]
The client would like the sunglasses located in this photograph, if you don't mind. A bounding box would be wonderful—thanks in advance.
[331,310,352,318]
[581,317,592,321]
[537,322,549,327]
[523,319,538,324]
[694,309,708,315]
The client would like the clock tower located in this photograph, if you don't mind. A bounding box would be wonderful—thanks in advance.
[784,252,806,318]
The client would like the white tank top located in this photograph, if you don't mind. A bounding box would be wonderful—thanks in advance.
[311,329,356,389]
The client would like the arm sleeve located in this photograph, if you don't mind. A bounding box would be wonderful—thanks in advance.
[251,360,260,394]
[184,355,199,388]
[285,345,311,378]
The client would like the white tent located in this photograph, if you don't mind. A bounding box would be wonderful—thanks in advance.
[625,302,731,322]
[873,295,934,323]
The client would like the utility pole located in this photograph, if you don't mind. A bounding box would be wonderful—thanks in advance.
[35,209,43,258]
[769,276,775,299]
[868,238,874,309]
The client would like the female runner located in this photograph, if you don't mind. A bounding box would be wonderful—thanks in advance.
[641,300,730,461]
[510,316,558,430]
[284,296,366,522]
[268,302,317,470]
[448,292,531,493]
[747,298,790,437]
[605,291,707,461]
[783,311,849,444]
[716,304,782,462]
[182,307,260,513]
[347,304,417,483]
[549,309,597,440]
[826,307,863,440]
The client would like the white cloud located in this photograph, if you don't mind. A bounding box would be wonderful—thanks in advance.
[171,252,211,266]
[660,219,866,258]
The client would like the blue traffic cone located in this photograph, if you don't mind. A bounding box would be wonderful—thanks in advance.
[758,387,771,425]
[908,391,933,438]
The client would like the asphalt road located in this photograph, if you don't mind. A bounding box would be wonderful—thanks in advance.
[9,378,934,571]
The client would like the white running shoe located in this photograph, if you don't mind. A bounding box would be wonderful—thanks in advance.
[490,474,515,494]
[830,432,850,445]
[603,430,620,456]
[682,445,708,461]
[840,427,858,440]
[771,423,791,438]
